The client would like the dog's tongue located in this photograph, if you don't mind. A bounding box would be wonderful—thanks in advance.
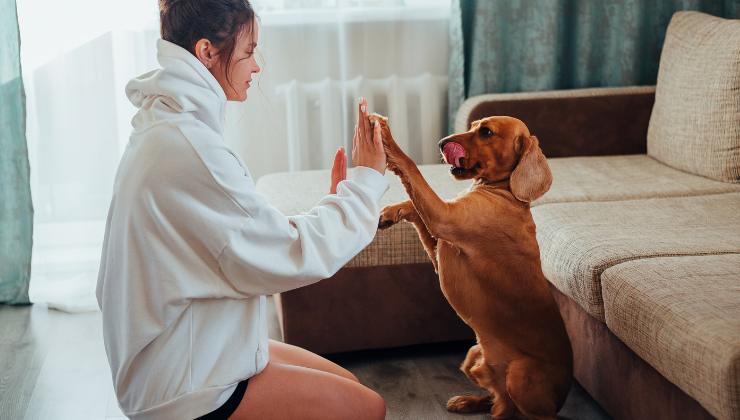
[443,142,466,168]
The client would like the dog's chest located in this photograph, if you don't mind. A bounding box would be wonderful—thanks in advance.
[436,241,483,321]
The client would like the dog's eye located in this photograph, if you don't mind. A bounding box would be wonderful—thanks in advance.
[479,127,494,138]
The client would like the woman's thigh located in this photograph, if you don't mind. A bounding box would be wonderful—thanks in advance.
[230,362,385,420]
[268,339,358,382]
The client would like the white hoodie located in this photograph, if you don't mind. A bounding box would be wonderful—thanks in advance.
[96,39,389,420]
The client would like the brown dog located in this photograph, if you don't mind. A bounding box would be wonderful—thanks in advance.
[373,114,573,420]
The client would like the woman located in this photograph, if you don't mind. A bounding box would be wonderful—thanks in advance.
[95,1,388,419]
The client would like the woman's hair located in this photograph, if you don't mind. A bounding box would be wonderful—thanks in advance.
[159,0,256,86]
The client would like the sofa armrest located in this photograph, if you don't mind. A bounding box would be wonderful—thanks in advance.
[455,86,656,157]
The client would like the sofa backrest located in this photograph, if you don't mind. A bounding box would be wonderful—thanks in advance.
[458,86,656,158]
[647,11,740,183]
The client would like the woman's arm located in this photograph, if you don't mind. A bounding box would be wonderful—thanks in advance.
[215,97,388,296]
[217,165,387,296]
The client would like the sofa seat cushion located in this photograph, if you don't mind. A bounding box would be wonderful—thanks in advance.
[532,192,740,321]
[647,11,740,182]
[257,157,740,268]
[539,154,740,205]
[602,254,740,420]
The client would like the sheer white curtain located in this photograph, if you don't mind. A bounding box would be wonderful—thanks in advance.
[17,0,451,313]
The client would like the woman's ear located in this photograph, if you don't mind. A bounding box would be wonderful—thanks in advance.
[510,135,552,203]
[194,38,218,69]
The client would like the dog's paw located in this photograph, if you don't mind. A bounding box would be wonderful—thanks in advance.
[378,206,400,229]
[378,202,412,229]
[446,395,493,414]
[378,217,395,230]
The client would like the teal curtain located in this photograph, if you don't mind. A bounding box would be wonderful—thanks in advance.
[448,0,740,131]
[1,0,33,305]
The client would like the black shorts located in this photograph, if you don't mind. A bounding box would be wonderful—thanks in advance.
[195,379,249,420]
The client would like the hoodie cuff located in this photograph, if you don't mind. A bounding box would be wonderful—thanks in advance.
[350,166,390,202]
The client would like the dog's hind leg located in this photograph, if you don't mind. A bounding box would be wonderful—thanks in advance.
[446,394,492,414]
[506,358,568,420]
[449,345,516,418]
[476,363,517,419]
[447,344,493,413]
[459,344,483,383]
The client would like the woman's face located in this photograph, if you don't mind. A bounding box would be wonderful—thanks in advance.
[212,20,261,102]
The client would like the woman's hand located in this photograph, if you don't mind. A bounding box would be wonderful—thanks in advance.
[329,147,347,194]
[351,97,386,175]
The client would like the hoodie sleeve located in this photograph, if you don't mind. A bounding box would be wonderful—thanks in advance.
[217,165,388,296]
[183,131,390,297]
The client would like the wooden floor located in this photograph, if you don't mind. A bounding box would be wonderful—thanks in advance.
[0,299,611,420]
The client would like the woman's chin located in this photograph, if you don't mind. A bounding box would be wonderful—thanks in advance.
[227,91,248,102]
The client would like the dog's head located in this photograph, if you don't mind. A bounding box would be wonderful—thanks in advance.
[438,116,552,202]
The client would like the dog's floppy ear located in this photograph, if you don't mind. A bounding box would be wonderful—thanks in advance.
[510,135,552,203]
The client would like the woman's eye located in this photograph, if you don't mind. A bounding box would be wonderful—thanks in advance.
[479,127,494,138]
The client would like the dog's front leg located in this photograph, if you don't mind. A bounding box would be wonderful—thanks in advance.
[381,131,456,242]
[378,200,439,272]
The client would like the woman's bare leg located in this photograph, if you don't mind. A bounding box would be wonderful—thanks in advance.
[230,362,386,420]
[268,339,359,382]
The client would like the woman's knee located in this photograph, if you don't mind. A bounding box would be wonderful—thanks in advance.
[369,390,386,419]
[359,388,386,420]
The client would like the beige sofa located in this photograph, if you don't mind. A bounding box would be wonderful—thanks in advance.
[256,12,740,420]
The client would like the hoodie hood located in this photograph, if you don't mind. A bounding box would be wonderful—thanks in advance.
[126,39,228,135]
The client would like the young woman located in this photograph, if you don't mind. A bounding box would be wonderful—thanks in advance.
[95,1,388,419]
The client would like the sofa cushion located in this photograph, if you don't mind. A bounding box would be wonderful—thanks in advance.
[602,254,740,420]
[539,155,740,205]
[532,192,740,321]
[647,11,740,182]
[257,156,740,268]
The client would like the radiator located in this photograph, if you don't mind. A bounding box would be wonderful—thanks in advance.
[276,73,449,171]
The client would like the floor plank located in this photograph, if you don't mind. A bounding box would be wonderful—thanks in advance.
[21,309,115,420]
[0,304,53,420]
